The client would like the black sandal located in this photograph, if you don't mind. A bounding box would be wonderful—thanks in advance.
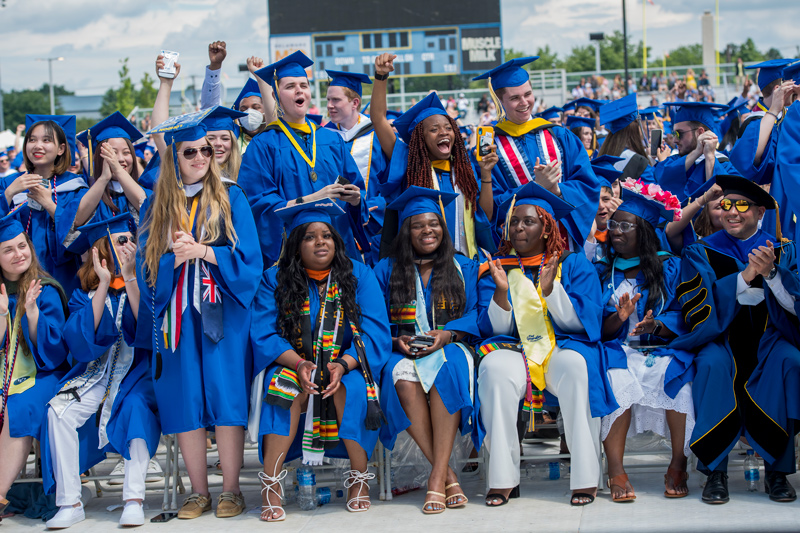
[570,492,596,506]
[485,485,520,506]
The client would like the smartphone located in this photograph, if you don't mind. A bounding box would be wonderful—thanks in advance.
[650,129,663,157]
[409,335,436,349]
[476,126,494,161]
[335,175,350,186]
[150,512,178,523]
[158,50,179,79]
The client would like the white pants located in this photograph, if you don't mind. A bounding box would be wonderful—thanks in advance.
[47,381,150,505]
[478,347,601,491]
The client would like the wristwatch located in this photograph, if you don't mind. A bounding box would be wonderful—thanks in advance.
[374,71,389,81]
[652,321,664,337]
[449,331,458,344]
[766,267,778,281]
[296,195,304,204]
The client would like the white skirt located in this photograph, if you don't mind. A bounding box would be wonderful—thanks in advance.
[601,347,695,457]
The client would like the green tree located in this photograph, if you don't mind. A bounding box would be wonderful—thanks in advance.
[564,45,596,73]
[99,87,119,117]
[503,48,530,61]
[664,44,703,67]
[2,89,52,129]
[137,72,158,109]
[531,45,562,70]
[98,58,137,117]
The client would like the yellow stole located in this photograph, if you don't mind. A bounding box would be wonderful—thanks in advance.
[507,258,563,390]
[3,304,36,396]
[430,160,478,259]
[494,118,553,138]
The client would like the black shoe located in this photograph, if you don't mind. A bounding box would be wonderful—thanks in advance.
[765,472,797,502]
[701,470,729,504]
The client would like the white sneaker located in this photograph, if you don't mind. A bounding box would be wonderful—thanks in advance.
[119,501,145,527]
[108,459,126,485]
[46,503,85,529]
[145,458,164,483]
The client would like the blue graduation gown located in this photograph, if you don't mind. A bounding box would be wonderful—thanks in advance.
[0,172,87,296]
[485,124,600,247]
[475,252,617,426]
[3,285,69,438]
[773,102,800,244]
[654,153,741,202]
[670,230,800,470]
[729,107,778,186]
[41,289,161,496]
[595,255,695,399]
[133,184,263,434]
[372,255,481,450]
[238,122,368,266]
[251,261,391,462]
[381,139,495,258]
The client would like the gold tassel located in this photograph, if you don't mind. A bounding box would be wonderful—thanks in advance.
[488,78,506,123]
[87,129,93,178]
[774,200,787,243]
[504,194,517,242]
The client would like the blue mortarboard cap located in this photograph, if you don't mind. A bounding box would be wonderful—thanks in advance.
[0,151,6,158]
[275,198,346,234]
[639,106,663,120]
[497,181,575,227]
[718,99,750,138]
[255,51,313,93]
[201,105,248,139]
[782,61,800,84]
[591,155,625,186]
[326,69,371,98]
[26,114,77,162]
[617,186,675,227]
[662,101,727,130]
[472,57,539,90]
[76,111,143,150]
[663,120,673,135]
[76,211,134,248]
[573,98,604,112]
[148,108,215,145]
[566,115,595,130]
[386,186,459,225]
[745,58,797,88]
[536,106,564,121]
[562,100,578,111]
[233,78,261,111]
[392,93,449,143]
[600,95,639,134]
[0,209,25,243]
[386,110,403,121]
[307,114,323,126]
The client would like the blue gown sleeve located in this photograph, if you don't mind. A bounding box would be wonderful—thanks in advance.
[349,262,392,375]
[206,185,263,308]
[64,289,120,363]
[558,252,603,342]
[654,155,692,200]
[555,130,602,246]
[250,267,295,374]
[20,285,68,370]
[443,256,481,339]
[379,140,410,200]
[730,116,777,185]
[774,103,800,244]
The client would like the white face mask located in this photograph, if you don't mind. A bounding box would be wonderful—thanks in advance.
[239,108,264,132]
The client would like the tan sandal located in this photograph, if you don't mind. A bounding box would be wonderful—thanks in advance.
[664,468,689,498]
[607,473,636,502]
[422,491,446,514]
[445,482,468,508]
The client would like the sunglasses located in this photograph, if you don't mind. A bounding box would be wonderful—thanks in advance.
[720,199,756,213]
[608,220,638,233]
[181,146,213,160]
[674,128,698,140]
[116,235,135,245]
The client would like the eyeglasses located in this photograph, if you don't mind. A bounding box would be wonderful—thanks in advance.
[674,128,698,140]
[180,146,213,160]
[720,199,756,213]
[607,220,638,233]
[116,235,135,245]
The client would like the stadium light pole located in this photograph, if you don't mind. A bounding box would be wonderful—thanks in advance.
[622,0,629,95]
[589,33,604,76]
[36,57,64,114]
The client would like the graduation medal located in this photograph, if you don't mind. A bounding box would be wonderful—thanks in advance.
[276,119,318,182]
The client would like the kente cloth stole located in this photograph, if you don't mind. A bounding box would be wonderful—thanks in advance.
[429,164,478,260]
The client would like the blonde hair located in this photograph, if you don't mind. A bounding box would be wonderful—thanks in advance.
[220,133,242,182]
[141,140,237,285]
[0,233,51,305]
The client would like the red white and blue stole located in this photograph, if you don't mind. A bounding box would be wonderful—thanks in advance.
[163,196,199,351]
[495,119,562,188]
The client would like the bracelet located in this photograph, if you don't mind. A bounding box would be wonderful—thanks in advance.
[481,179,493,184]
[766,111,780,120]
[124,277,137,284]
[374,71,389,81]
[295,359,309,372]
[202,246,209,260]
[0,309,8,317]
[332,359,350,375]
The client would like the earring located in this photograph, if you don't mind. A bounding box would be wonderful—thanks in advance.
[543,234,549,240]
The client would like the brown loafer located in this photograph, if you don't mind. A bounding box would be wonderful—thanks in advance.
[216,492,245,518]
[177,493,212,519]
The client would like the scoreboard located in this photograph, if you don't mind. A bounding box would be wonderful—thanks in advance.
[267,0,503,78]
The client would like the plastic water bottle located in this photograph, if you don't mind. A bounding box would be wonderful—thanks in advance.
[744,449,760,492]
[316,487,345,506]
[548,461,560,480]
[296,466,317,510]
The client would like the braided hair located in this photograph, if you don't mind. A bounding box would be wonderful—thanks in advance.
[497,205,564,258]
[405,116,478,212]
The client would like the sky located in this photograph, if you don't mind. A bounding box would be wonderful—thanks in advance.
[1,0,799,94]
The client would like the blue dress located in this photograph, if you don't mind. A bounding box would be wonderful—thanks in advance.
[670,230,800,471]
[484,122,600,247]
[133,184,263,434]
[2,284,69,438]
[372,255,481,450]
[41,288,161,496]
[0,172,88,296]
[250,261,391,462]
[238,121,368,266]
